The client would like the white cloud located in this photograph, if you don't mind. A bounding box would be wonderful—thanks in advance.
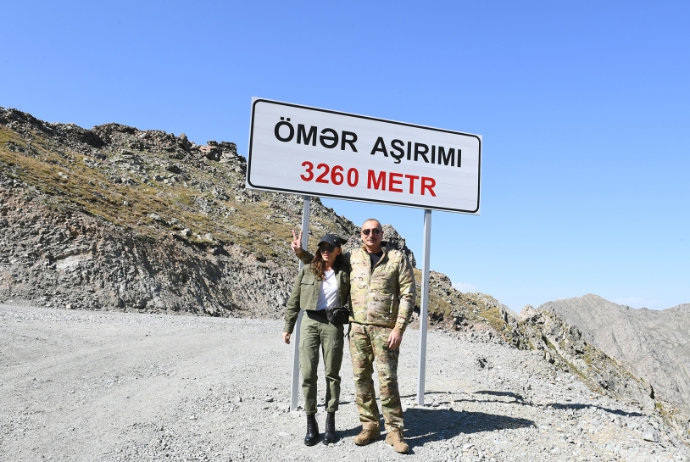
[452,282,478,293]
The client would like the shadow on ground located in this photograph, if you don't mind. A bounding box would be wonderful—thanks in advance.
[472,390,525,402]
[404,390,646,418]
[548,402,644,417]
[403,407,534,448]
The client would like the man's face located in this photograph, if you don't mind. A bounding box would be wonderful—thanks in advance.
[361,220,383,250]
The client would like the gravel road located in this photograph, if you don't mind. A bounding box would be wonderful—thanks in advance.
[1,304,688,462]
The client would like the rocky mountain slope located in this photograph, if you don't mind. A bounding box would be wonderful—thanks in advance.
[0,106,381,317]
[537,295,690,429]
[2,106,688,444]
[421,289,690,438]
[0,106,520,330]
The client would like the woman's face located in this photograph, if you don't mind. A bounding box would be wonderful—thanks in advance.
[319,243,342,265]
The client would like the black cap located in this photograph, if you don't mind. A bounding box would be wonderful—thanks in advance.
[318,234,347,247]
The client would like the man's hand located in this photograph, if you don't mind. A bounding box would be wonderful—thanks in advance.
[388,329,402,350]
[282,332,291,344]
[290,230,304,257]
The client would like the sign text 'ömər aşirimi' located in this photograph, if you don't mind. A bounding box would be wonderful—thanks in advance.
[274,117,465,197]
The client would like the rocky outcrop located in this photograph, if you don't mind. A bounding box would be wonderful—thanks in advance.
[496,303,688,439]
[511,306,656,409]
[0,185,292,317]
[537,295,690,434]
[413,273,690,440]
[0,106,415,319]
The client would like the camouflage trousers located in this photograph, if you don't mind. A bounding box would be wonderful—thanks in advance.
[349,323,403,430]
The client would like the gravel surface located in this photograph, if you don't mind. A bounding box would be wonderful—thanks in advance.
[1,304,688,461]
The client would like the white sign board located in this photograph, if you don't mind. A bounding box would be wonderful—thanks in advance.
[247,98,481,214]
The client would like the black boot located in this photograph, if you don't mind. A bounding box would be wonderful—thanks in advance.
[304,414,319,446]
[323,411,337,445]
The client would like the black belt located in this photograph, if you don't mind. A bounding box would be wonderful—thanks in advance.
[306,309,328,320]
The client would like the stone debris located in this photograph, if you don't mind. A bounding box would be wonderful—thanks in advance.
[1,305,688,461]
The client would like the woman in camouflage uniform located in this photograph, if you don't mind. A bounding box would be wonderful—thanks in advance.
[282,234,350,446]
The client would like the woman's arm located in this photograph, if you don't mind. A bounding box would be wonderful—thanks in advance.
[283,267,305,334]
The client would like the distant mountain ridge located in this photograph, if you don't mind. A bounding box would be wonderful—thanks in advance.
[538,294,690,426]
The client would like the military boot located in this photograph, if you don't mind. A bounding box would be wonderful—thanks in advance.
[353,425,380,446]
[304,414,319,446]
[385,428,409,453]
[323,411,336,444]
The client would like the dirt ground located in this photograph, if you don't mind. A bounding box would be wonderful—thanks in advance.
[1,304,687,462]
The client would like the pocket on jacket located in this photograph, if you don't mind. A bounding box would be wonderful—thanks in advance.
[369,294,395,320]
[299,279,315,301]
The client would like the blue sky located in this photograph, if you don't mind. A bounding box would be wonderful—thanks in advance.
[2,1,688,310]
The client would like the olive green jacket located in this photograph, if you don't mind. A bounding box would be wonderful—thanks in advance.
[283,261,351,334]
[299,243,416,334]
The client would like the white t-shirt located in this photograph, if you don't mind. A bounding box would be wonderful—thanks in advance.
[316,269,339,310]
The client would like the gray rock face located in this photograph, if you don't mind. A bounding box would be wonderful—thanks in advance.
[539,295,690,425]
[0,106,416,320]
[0,192,293,318]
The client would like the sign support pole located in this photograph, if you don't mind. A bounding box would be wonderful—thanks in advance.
[417,209,432,405]
[290,195,311,411]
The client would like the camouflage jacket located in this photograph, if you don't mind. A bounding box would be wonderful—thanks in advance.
[299,243,416,334]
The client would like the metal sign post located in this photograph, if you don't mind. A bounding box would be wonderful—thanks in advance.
[417,209,432,405]
[290,196,311,411]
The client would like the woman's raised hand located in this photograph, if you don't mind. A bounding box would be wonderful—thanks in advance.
[290,229,303,256]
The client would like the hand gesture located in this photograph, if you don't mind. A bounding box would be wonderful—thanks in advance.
[291,229,303,256]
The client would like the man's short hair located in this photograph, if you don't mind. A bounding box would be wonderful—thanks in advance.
[362,218,382,230]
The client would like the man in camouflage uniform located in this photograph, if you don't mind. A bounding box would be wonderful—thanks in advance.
[293,219,416,453]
